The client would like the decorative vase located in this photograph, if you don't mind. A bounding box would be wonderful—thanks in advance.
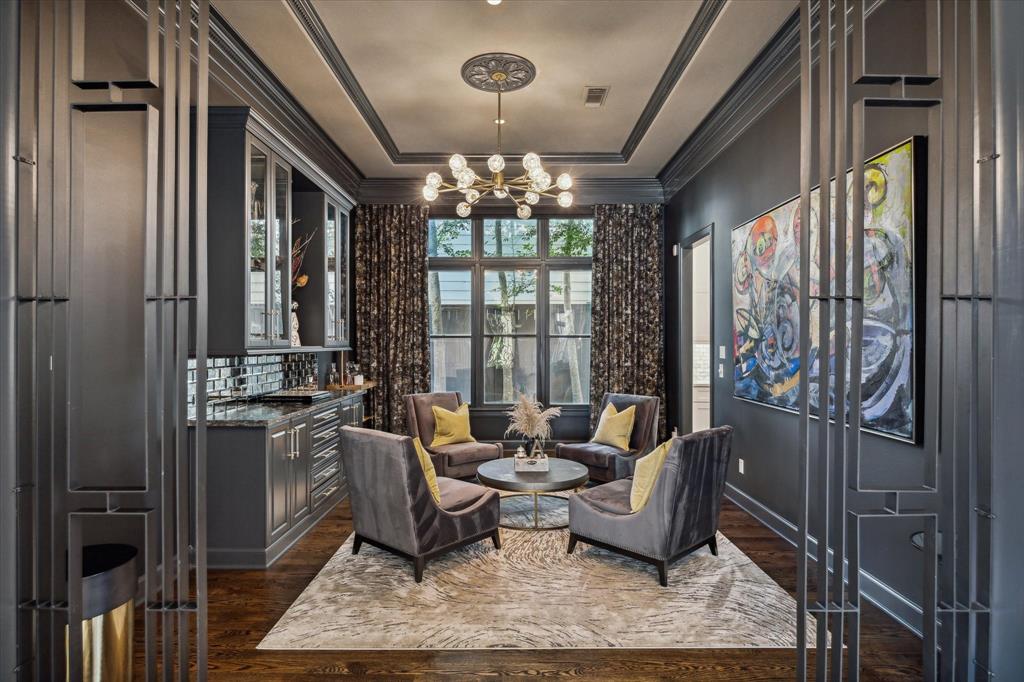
[290,301,301,347]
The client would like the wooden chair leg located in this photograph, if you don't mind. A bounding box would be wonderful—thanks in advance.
[656,560,668,587]
[352,534,363,555]
[491,529,502,549]
[413,556,426,583]
[708,535,718,556]
[567,533,579,555]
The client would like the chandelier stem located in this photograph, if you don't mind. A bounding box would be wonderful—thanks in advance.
[496,89,502,155]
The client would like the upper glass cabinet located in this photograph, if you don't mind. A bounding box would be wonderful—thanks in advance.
[324,200,350,348]
[246,136,291,349]
[325,202,338,344]
[247,141,270,346]
[271,160,292,345]
[203,108,350,355]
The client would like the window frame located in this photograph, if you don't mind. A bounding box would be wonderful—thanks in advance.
[426,215,593,410]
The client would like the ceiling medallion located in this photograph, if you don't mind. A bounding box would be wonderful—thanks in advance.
[460,52,536,93]
[424,53,572,219]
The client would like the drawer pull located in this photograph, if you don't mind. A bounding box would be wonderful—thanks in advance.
[314,429,336,443]
[314,409,337,422]
[316,484,339,501]
[314,447,337,461]
[314,465,338,482]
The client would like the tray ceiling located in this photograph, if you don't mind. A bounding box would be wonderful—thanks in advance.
[212,0,796,179]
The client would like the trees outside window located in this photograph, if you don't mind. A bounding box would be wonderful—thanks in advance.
[427,216,592,406]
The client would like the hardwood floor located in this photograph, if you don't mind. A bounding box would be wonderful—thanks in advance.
[206,498,924,680]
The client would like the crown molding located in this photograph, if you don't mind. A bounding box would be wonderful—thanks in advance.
[206,6,364,194]
[357,177,664,206]
[286,0,723,166]
[658,0,886,201]
[658,9,801,200]
[124,0,366,195]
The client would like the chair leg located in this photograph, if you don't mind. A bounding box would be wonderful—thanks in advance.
[708,535,718,556]
[567,533,579,555]
[352,534,363,555]
[491,529,502,550]
[656,560,668,587]
[413,556,426,583]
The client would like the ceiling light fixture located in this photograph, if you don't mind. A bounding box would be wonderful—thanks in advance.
[422,53,573,219]
[487,0,502,5]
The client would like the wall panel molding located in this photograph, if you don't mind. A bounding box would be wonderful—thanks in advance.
[725,483,924,636]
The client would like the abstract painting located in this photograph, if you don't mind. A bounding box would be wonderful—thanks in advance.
[731,138,920,440]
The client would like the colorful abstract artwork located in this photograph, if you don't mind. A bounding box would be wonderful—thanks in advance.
[731,138,919,440]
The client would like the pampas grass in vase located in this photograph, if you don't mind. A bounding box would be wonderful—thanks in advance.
[505,394,561,457]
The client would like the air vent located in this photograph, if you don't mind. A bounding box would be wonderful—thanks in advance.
[583,86,609,108]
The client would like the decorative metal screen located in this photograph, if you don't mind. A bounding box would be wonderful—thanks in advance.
[795,0,994,679]
[14,0,210,678]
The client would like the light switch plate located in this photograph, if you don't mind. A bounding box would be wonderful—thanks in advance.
[719,345,726,359]
[717,364,724,378]
[738,458,745,474]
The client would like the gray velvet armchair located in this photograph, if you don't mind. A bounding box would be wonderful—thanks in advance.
[339,426,501,583]
[405,391,503,478]
[555,393,661,482]
[567,426,733,586]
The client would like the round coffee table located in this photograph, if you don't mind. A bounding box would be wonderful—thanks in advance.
[476,457,589,530]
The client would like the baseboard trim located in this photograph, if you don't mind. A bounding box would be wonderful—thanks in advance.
[724,482,923,638]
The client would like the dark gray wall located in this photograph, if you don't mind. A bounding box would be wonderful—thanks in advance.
[664,0,934,617]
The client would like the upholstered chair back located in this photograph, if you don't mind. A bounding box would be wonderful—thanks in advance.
[595,392,661,452]
[339,426,432,556]
[405,391,463,444]
[652,426,733,557]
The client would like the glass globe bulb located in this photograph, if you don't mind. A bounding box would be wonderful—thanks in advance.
[530,171,551,191]
[522,152,541,171]
[493,188,507,199]
[456,168,476,189]
[426,171,443,188]
[465,188,480,203]
[556,173,573,190]
[487,154,505,173]
[524,191,539,205]
[422,185,439,201]
[557,191,573,208]
[456,201,472,218]
[448,154,467,173]
[517,204,532,220]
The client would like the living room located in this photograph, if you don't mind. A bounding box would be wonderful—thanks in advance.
[2,0,1022,679]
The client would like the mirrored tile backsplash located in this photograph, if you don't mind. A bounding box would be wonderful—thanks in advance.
[187,354,318,415]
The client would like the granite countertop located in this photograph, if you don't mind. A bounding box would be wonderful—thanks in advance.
[189,387,368,428]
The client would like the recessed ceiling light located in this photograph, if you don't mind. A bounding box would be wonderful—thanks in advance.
[487,0,502,5]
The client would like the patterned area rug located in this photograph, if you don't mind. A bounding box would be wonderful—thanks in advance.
[259,500,811,650]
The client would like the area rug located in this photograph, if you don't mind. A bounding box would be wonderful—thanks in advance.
[259,499,812,650]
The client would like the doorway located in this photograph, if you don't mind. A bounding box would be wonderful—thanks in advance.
[678,226,713,434]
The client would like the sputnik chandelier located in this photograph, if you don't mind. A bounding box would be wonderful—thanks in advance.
[422,53,573,219]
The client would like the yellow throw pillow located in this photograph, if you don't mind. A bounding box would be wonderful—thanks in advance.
[591,403,636,450]
[430,402,476,447]
[412,437,441,504]
[630,440,672,512]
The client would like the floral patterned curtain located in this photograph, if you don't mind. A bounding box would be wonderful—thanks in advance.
[354,204,431,433]
[591,204,665,439]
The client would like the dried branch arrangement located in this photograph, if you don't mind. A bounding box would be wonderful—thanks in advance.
[505,393,561,442]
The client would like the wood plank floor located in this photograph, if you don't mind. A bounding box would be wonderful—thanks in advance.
[206,498,924,680]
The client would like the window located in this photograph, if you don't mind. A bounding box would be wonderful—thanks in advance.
[427,217,593,407]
